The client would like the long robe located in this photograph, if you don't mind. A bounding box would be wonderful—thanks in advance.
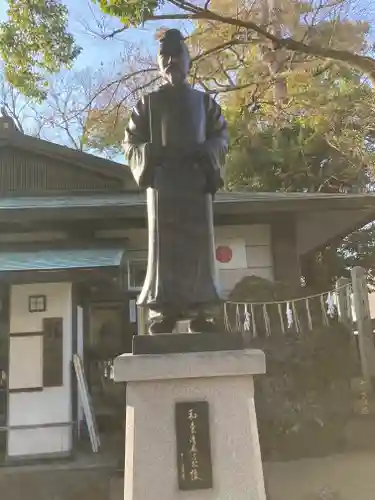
[123,83,228,318]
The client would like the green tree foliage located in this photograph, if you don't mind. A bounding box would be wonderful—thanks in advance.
[1,0,375,100]
[84,107,129,157]
[202,4,375,193]
[223,67,375,287]
[225,76,374,193]
[203,4,375,287]
[226,120,372,193]
[0,0,80,100]
[93,0,158,27]
[80,0,375,162]
[189,0,370,95]
[337,223,375,287]
[92,0,375,86]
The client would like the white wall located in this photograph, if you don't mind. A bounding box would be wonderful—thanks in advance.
[215,225,273,297]
[8,282,73,458]
[96,224,273,297]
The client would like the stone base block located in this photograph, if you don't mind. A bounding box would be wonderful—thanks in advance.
[114,349,267,500]
[132,332,244,355]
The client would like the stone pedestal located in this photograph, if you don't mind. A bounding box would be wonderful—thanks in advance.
[114,349,267,500]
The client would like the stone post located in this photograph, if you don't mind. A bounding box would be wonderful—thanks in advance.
[336,276,352,327]
[351,266,375,385]
[136,305,147,335]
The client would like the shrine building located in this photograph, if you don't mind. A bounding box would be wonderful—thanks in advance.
[0,116,374,463]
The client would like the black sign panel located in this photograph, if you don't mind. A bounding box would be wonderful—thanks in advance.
[43,317,63,388]
[175,401,213,490]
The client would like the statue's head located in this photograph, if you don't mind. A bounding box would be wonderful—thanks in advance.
[157,29,190,86]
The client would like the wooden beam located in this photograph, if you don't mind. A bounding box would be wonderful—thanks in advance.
[271,214,301,285]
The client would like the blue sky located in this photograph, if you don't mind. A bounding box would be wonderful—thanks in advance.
[61,0,190,70]
[0,0,167,66]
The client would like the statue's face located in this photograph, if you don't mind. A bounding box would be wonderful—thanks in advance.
[158,44,190,85]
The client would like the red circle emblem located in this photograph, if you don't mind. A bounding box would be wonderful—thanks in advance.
[216,245,233,263]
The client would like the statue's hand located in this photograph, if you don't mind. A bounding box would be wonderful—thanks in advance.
[194,143,224,194]
[193,144,214,176]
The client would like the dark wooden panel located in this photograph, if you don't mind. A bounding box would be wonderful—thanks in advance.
[0,147,120,194]
[43,317,63,388]
[271,215,301,285]
[175,401,213,490]
[9,332,43,338]
[9,387,43,393]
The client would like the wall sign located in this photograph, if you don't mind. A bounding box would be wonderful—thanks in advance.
[175,401,213,491]
[28,295,46,313]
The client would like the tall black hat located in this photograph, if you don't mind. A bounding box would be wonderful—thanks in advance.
[157,28,188,57]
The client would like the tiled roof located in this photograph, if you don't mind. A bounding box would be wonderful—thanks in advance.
[0,191,374,211]
[0,248,125,272]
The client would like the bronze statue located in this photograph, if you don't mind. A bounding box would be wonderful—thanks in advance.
[123,29,228,334]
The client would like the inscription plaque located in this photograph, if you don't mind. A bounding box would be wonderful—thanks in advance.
[175,401,213,490]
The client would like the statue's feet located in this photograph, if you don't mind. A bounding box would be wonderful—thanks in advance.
[188,316,215,333]
[148,316,177,335]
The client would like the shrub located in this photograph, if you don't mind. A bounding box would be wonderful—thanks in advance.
[226,276,357,460]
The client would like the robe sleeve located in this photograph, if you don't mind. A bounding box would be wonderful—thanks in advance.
[202,94,229,193]
[123,95,154,189]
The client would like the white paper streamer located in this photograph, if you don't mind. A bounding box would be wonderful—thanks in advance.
[263,304,271,336]
[286,302,293,329]
[306,298,313,330]
[326,292,336,318]
[236,303,242,331]
[223,283,351,335]
[224,302,231,332]
[244,304,251,332]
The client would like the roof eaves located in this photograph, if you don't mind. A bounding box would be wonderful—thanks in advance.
[6,132,131,184]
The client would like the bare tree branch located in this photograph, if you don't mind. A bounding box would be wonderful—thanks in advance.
[102,26,127,39]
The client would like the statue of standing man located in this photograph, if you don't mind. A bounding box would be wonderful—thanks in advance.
[123,29,228,334]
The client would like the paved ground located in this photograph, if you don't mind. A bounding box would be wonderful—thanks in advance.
[0,469,112,500]
[2,451,375,500]
[264,451,375,500]
[0,446,118,500]
[107,451,375,500]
